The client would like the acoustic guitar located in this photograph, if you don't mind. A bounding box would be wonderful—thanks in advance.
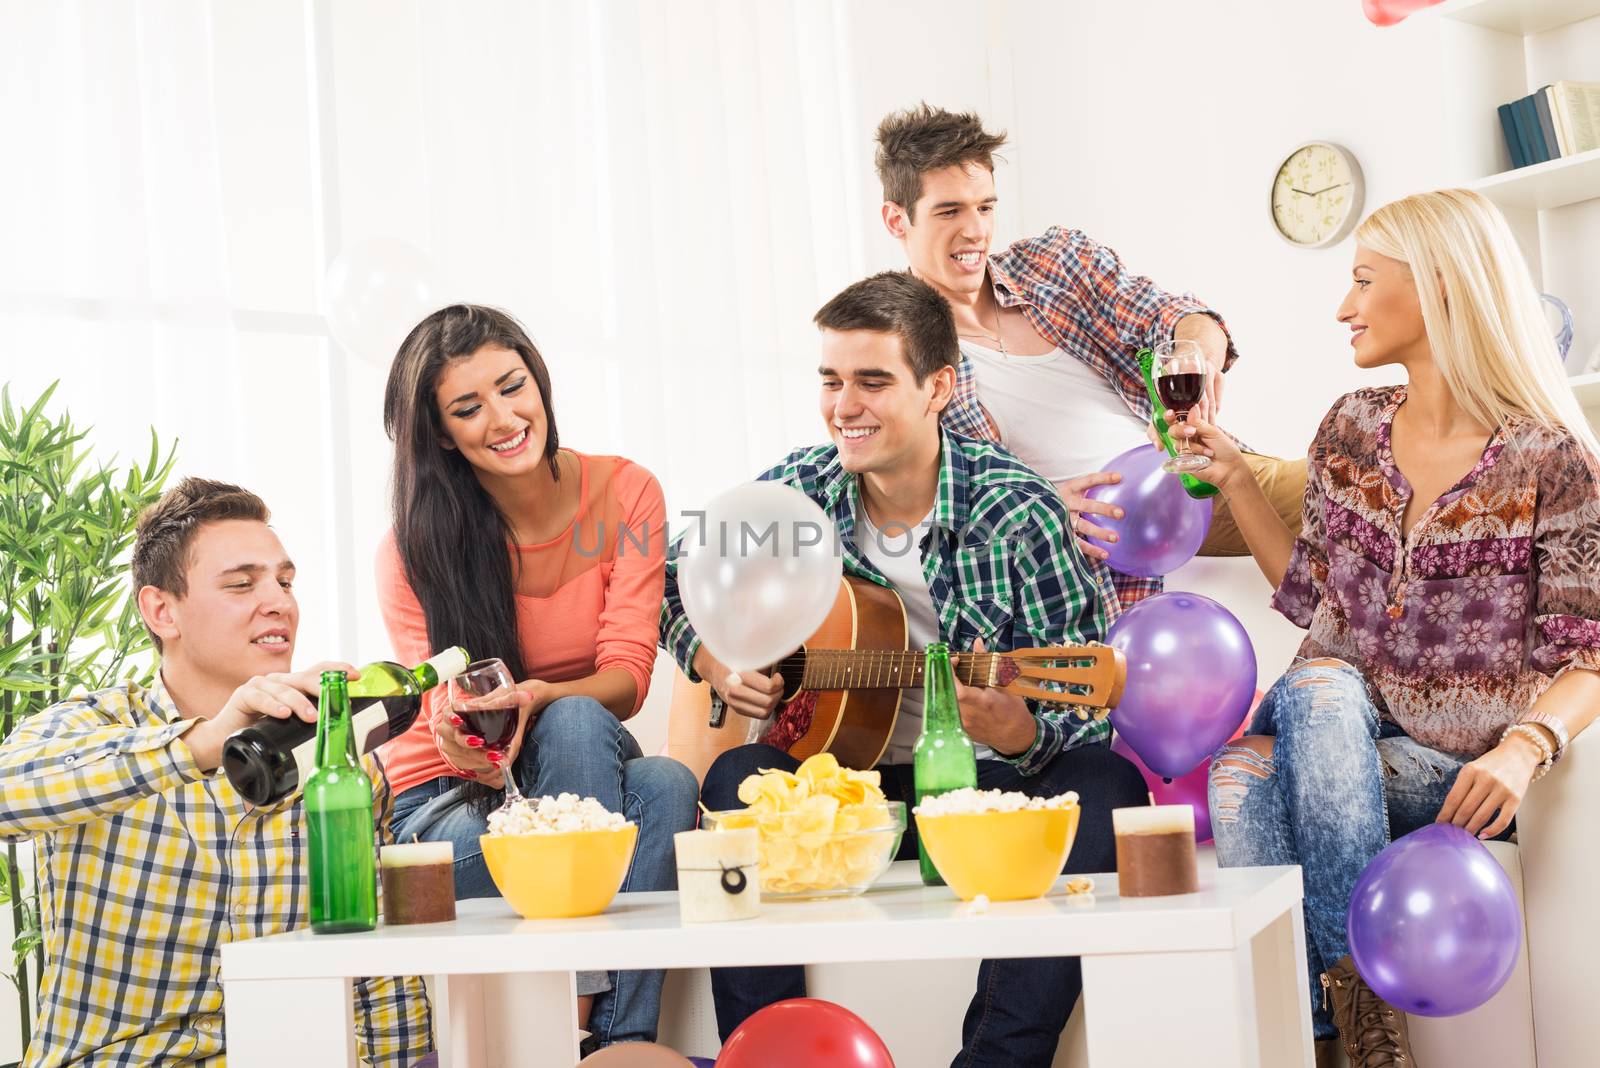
[667,575,1125,775]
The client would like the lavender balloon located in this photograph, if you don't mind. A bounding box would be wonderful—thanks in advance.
[1083,445,1213,578]
[1347,823,1521,1017]
[1106,592,1257,779]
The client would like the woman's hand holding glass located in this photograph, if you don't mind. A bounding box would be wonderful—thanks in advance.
[432,658,539,793]
[1165,411,1251,494]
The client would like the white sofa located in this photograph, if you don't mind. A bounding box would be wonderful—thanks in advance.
[655,733,1592,1067]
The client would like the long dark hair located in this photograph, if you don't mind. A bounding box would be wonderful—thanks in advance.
[382,304,562,693]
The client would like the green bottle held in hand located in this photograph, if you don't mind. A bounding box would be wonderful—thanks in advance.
[913,642,978,886]
[1137,347,1220,501]
[306,669,378,934]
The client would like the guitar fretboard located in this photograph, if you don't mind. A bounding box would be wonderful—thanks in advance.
[794,651,1002,691]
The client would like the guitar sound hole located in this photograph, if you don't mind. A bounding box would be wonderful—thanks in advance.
[780,648,808,704]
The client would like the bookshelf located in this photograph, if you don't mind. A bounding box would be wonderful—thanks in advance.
[1570,370,1600,408]
[1423,0,1600,412]
[1467,147,1600,209]
[1432,0,1600,34]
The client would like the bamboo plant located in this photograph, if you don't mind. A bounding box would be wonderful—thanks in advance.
[0,382,174,1057]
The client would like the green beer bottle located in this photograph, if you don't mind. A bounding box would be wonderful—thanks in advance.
[913,642,978,886]
[306,670,377,933]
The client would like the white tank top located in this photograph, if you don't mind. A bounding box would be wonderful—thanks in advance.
[858,503,994,765]
[960,339,1148,480]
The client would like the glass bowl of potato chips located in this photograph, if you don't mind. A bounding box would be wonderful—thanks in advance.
[701,754,905,899]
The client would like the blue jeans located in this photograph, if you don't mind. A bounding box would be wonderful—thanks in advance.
[1208,658,1502,1040]
[701,741,1149,1068]
[391,696,699,1046]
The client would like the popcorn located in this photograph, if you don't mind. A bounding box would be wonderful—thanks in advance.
[913,787,1079,818]
[486,793,629,836]
[713,754,898,895]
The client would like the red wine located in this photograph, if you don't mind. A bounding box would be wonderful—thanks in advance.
[459,703,520,750]
[1157,372,1204,413]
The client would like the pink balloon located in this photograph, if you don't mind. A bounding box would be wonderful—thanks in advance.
[1361,0,1443,27]
[1113,735,1219,843]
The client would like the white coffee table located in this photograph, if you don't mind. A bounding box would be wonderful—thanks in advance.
[221,861,1311,1067]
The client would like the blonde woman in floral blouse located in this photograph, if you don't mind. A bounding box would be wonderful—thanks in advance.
[1180,189,1600,1068]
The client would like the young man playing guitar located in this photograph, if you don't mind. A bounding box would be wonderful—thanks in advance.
[659,271,1148,1067]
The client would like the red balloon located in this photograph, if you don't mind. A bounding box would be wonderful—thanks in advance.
[1361,0,1444,27]
[717,998,895,1068]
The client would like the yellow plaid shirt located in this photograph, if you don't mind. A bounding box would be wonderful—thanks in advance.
[0,678,432,1067]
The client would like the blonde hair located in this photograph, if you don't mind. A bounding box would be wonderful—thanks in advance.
[1355,188,1600,459]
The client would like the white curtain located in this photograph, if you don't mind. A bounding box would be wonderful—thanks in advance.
[0,0,901,677]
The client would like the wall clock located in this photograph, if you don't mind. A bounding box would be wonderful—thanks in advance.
[1270,141,1365,248]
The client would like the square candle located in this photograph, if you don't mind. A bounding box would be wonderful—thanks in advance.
[1113,805,1199,897]
[380,841,457,925]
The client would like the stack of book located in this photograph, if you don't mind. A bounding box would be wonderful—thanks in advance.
[1498,82,1600,169]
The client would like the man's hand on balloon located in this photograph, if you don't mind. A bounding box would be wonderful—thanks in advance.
[695,646,784,721]
[952,638,1039,756]
[1051,472,1123,562]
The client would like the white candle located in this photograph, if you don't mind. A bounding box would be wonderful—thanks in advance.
[674,828,760,923]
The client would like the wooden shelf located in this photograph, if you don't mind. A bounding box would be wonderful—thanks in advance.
[1467,148,1600,210]
[1570,370,1600,408]
[1428,0,1600,34]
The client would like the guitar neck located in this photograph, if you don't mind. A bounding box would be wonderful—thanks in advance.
[799,651,1001,691]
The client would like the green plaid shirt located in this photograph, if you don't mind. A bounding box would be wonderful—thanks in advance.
[661,430,1117,775]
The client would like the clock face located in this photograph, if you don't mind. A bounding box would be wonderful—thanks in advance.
[1271,143,1363,248]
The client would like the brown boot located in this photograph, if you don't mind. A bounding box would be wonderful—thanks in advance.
[1321,955,1415,1066]
[1315,1038,1342,1068]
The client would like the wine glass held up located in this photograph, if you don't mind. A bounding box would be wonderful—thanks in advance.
[446,657,533,804]
[1154,339,1212,475]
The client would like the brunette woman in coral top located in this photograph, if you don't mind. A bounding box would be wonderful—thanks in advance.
[377,304,697,1051]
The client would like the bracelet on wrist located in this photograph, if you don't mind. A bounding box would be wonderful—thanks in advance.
[1518,710,1569,765]
[1500,723,1553,781]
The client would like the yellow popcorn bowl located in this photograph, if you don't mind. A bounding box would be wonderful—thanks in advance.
[703,801,905,900]
[479,823,639,919]
[916,805,1080,902]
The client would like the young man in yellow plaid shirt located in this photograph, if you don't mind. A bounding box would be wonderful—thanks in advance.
[0,478,432,1067]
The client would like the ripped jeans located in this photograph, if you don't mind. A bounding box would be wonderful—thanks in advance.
[1208,658,1492,1040]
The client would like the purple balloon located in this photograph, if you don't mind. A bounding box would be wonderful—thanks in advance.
[1347,823,1521,1017]
[1083,445,1213,578]
[689,1059,717,1067]
[1106,592,1256,779]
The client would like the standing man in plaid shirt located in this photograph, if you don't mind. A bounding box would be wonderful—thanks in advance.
[875,103,1307,608]
[661,272,1148,1067]
[0,478,431,1067]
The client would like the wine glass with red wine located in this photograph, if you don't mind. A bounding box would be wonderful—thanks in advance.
[1154,339,1212,474]
[447,658,527,804]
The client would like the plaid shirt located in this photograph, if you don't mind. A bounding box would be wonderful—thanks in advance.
[941,226,1238,607]
[661,430,1116,775]
[0,678,431,1067]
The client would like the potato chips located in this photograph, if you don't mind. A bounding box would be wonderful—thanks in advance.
[711,753,900,895]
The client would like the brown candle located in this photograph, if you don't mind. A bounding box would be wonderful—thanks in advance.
[381,841,457,925]
[1113,806,1199,898]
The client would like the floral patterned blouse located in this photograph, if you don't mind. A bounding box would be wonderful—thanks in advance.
[1273,385,1600,757]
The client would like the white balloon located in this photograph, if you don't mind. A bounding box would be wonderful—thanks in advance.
[678,481,843,672]
[323,238,444,366]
